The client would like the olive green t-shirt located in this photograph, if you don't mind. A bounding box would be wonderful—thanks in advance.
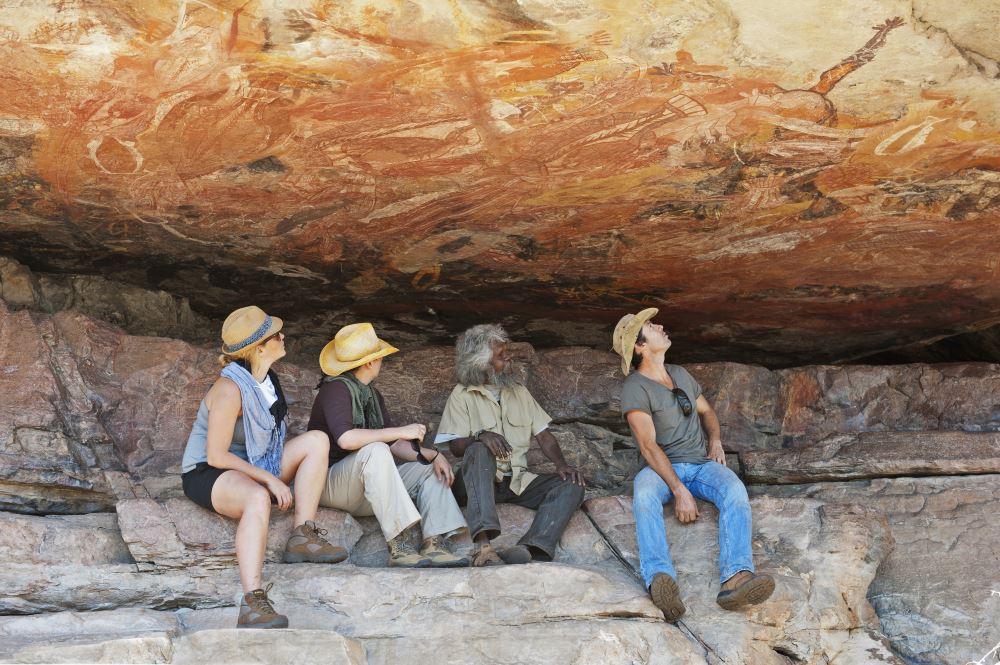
[620,364,708,465]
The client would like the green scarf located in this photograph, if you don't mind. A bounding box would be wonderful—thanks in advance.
[325,373,384,430]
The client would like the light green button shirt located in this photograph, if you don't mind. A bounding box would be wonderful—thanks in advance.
[437,383,551,495]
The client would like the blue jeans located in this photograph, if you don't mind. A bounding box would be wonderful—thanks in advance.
[633,463,754,588]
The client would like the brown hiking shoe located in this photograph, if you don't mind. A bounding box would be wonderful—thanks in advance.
[470,542,504,567]
[419,535,470,568]
[237,583,288,629]
[716,571,775,610]
[498,544,532,565]
[650,573,686,623]
[283,520,348,564]
[387,530,432,568]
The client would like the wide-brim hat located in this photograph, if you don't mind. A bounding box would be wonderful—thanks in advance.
[320,322,399,376]
[221,306,283,355]
[612,307,659,376]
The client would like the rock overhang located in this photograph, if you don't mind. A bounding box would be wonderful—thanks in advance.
[1,1,999,365]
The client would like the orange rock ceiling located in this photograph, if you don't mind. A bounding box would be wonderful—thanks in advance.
[1,1,999,362]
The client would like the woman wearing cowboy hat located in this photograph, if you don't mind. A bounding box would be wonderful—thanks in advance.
[180,306,347,630]
[308,322,469,568]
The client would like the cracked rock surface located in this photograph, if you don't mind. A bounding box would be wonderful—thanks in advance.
[2,294,999,663]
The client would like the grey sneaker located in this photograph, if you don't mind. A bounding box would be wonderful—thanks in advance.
[387,530,431,568]
[237,583,288,629]
[419,535,470,568]
[283,520,348,564]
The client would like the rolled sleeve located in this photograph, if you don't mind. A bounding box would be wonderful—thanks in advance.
[435,387,473,447]
[522,391,551,436]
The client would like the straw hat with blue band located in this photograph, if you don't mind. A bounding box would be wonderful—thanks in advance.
[612,307,659,376]
[221,306,283,354]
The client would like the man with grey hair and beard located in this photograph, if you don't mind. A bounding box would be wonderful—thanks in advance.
[435,324,586,566]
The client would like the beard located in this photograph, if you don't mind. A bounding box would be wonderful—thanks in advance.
[486,363,521,388]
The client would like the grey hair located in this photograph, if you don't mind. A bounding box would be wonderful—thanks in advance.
[455,324,510,387]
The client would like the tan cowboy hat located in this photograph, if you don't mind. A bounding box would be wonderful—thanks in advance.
[320,322,399,376]
[221,306,283,354]
[612,307,659,376]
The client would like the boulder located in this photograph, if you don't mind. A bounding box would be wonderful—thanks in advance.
[741,431,1000,483]
[0,512,131,565]
[0,257,42,309]
[687,363,785,452]
[0,299,326,511]
[777,363,1000,441]
[0,300,115,514]
[0,459,115,515]
[0,608,695,665]
[0,564,233,614]
[168,565,707,664]
[583,494,897,664]
[527,422,639,496]
[0,502,903,664]
[0,561,683,633]
[754,475,1000,665]
[0,609,179,663]
[0,256,211,343]
[2,626,367,665]
[115,498,363,570]
[348,503,620,573]
[47,310,320,477]
[527,347,625,430]
[375,346,457,433]
[479,504,624,571]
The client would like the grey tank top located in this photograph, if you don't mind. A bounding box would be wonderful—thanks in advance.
[181,399,249,473]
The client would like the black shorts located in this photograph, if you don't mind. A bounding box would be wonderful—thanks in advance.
[181,463,228,513]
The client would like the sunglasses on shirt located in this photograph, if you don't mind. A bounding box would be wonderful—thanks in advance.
[672,388,693,416]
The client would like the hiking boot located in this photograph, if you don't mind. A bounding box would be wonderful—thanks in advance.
[419,535,470,568]
[470,542,504,567]
[498,544,532,565]
[649,573,686,623]
[283,520,349,564]
[237,583,288,629]
[388,530,432,568]
[716,571,775,610]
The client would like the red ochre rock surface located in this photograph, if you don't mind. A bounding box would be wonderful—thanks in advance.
[1,1,999,363]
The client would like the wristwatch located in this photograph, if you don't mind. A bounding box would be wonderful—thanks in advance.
[410,440,436,465]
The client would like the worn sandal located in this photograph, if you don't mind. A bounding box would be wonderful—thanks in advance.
[471,543,504,567]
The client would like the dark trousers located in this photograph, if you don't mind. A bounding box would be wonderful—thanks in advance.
[452,441,585,560]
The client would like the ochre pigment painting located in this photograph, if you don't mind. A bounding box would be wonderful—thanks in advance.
[1,1,999,360]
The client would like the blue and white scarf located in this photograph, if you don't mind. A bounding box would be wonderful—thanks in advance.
[221,362,286,476]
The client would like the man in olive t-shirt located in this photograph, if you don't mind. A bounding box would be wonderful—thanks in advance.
[613,308,774,623]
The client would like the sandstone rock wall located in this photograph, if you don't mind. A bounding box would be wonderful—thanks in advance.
[1,296,999,663]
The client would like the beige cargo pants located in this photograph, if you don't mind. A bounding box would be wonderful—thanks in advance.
[319,441,466,541]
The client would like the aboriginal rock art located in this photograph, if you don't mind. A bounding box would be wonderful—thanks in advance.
[1,2,999,360]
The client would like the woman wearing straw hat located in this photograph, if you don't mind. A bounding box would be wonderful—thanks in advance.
[308,322,469,568]
[180,306,347,630]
